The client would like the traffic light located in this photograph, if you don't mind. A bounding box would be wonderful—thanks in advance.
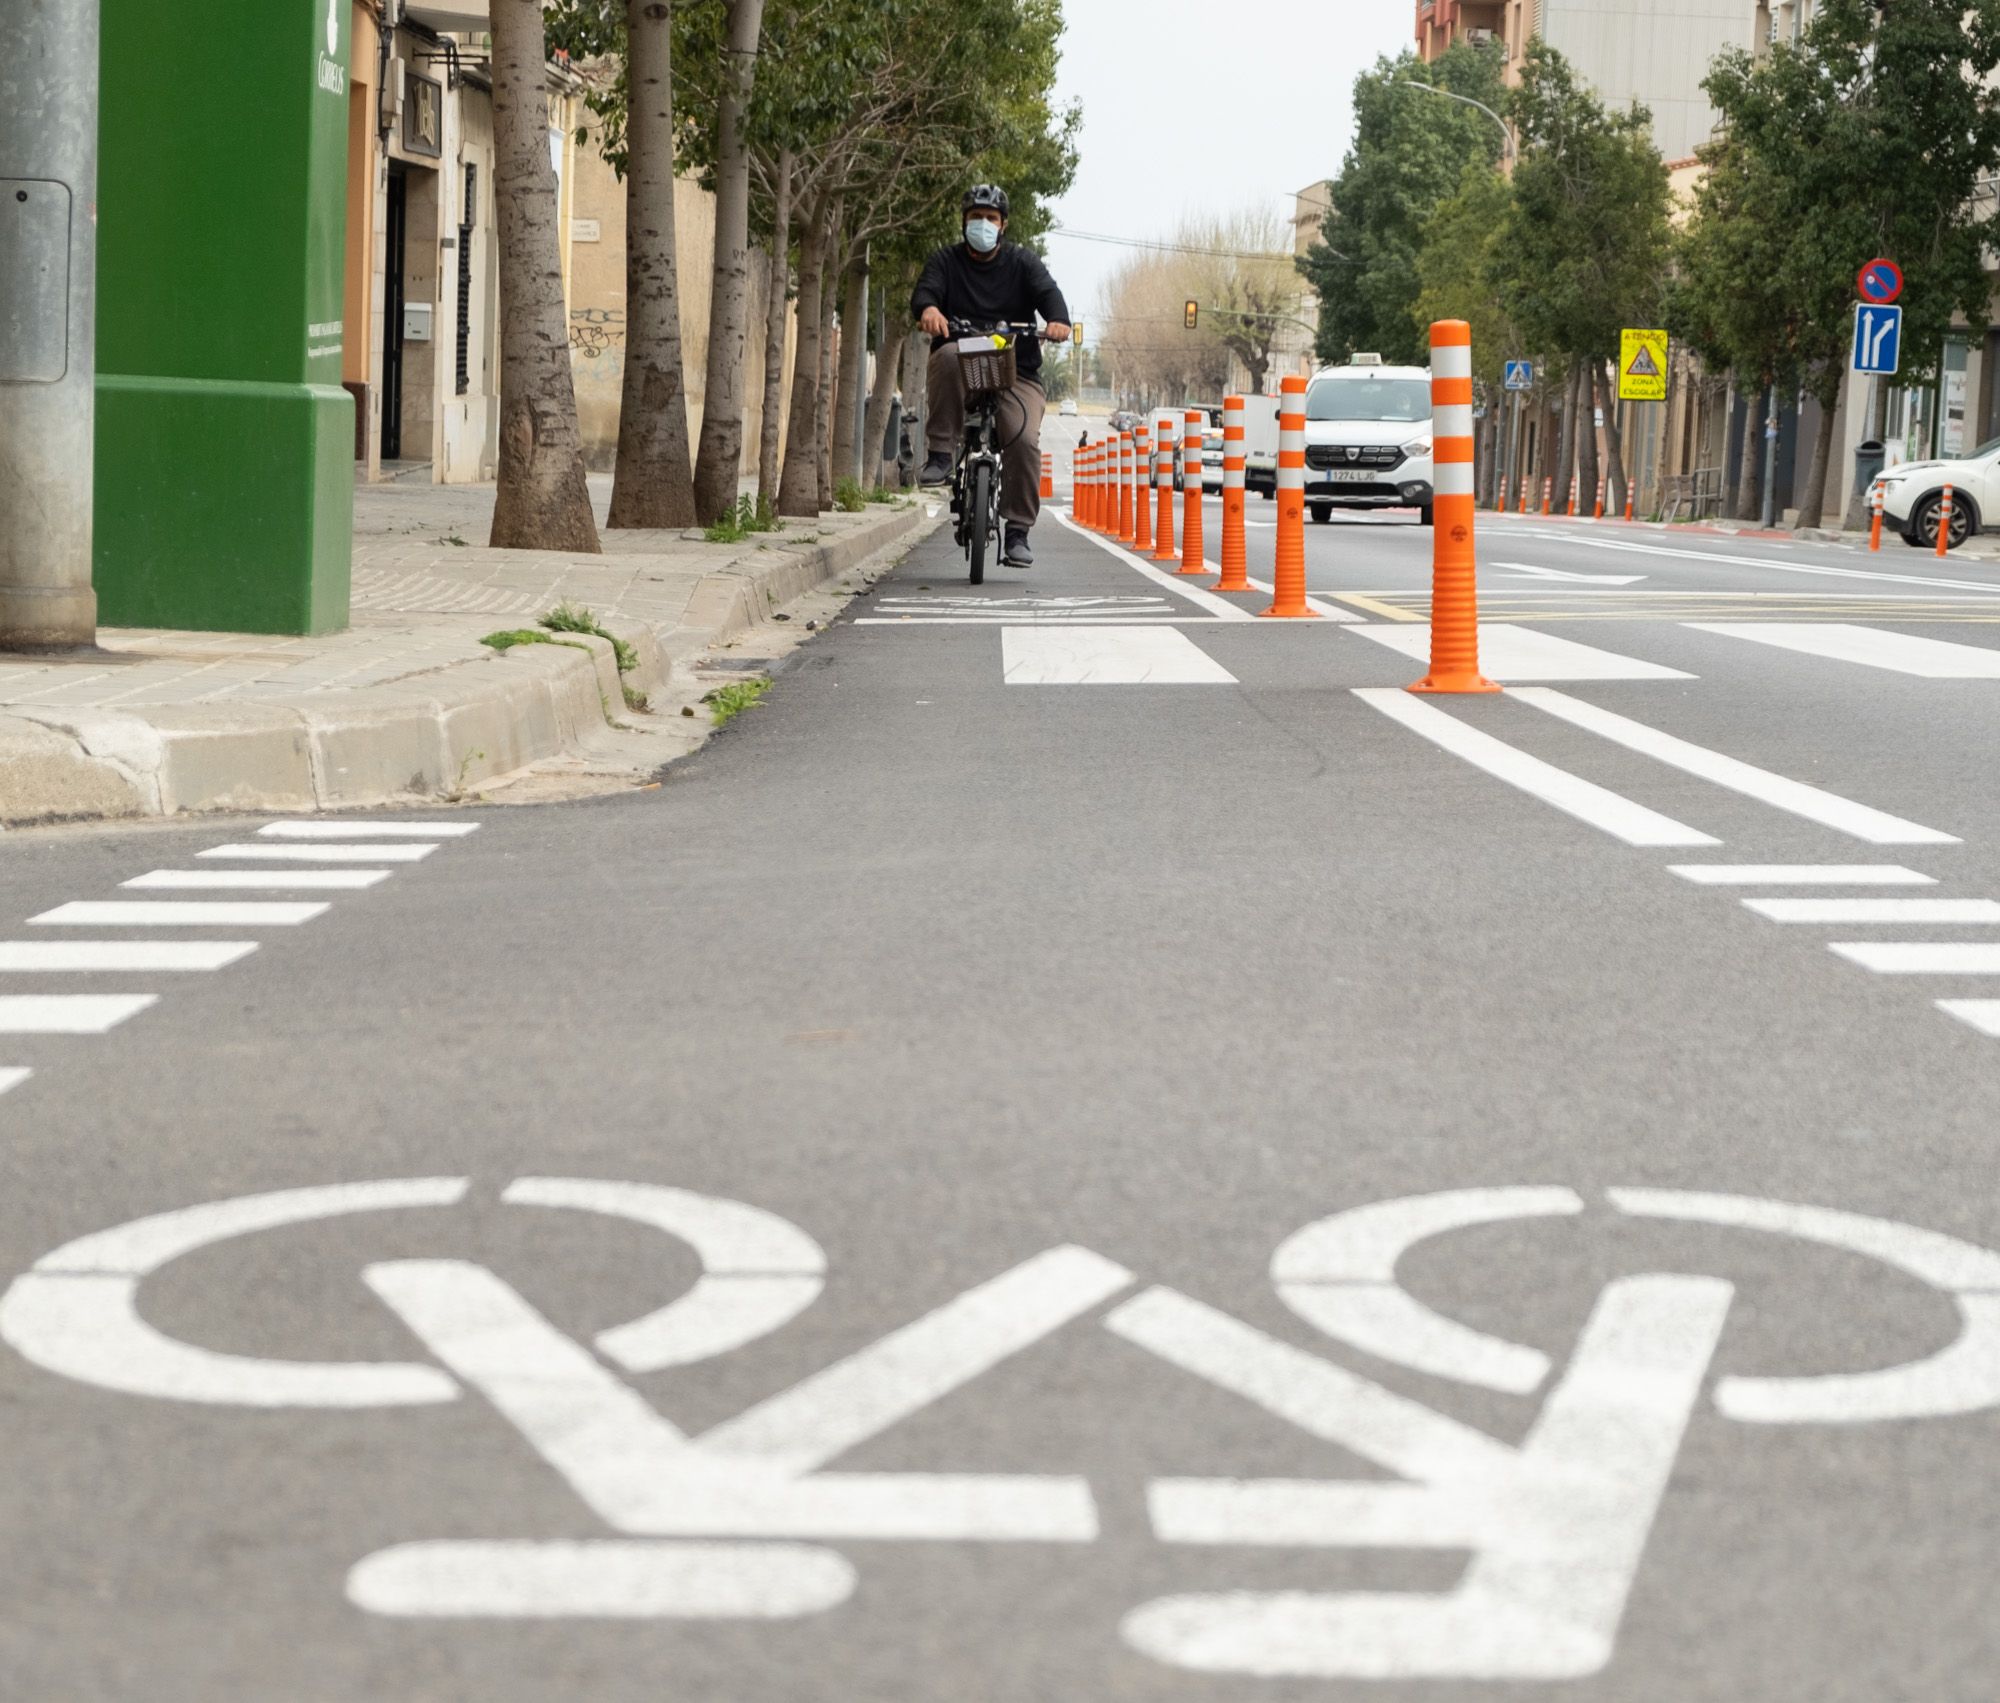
[1184,300,1199,330]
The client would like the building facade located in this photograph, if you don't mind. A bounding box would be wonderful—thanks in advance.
[339,1,583,486]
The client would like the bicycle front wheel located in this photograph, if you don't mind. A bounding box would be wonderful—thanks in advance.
[968,459,993,585]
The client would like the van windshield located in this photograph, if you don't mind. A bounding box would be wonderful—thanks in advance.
[1306,378,1430,424]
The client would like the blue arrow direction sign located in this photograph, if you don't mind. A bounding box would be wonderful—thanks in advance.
[1854,304,1902,375]
[1504,360,1534,391]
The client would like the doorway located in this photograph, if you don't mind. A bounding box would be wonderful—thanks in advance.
[382,163,407,460]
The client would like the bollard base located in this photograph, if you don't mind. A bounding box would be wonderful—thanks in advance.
[1409,672,1500,695]
[1257,605,1320,620]
[1175,564,1208,576]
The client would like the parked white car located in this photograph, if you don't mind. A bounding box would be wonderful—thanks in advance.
[1301,355,1436,526]
[1873,437,2000,549]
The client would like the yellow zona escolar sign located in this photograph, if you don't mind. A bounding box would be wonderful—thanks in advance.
[1620,329,1669,401]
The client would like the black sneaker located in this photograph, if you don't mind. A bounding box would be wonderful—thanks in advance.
[1003,526,1034,567]
[919,453,954,487]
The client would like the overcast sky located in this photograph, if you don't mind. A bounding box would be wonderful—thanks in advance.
[1039,1,1415,331]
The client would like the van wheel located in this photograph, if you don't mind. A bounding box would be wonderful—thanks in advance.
[1310,504,1333,525]
[1419,504,1435,527]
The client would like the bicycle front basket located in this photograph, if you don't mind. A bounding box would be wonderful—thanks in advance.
[955,333,1017,396]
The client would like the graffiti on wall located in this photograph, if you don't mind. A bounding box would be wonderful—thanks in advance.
[569,307,625,359]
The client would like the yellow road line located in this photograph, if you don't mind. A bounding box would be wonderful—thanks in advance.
[1330,593,1425,623]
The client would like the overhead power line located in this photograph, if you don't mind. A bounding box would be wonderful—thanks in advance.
[1046,225,1301,263]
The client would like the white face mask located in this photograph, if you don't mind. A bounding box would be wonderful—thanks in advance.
[964,218,1001,254]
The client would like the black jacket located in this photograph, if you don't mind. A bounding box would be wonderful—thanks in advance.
[911,241,1070,381]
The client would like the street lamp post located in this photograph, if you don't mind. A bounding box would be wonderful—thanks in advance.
[0,0,99,648]
[1394,79,1517,165]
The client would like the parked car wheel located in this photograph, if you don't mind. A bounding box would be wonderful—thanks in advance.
[1914,491,1974,550]
[1310,503,1333,524]
[1419,503,1434,527]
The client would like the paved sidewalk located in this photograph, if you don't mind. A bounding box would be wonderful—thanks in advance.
[0,476,931,826]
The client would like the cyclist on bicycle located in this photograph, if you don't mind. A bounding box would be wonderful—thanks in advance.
[913,184,1072,567]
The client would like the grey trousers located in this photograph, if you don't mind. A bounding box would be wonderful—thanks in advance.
[925,346,1046,528]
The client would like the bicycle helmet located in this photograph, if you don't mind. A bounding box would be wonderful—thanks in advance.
[961,184,1010,218]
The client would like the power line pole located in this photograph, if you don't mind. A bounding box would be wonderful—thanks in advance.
[1,0,99,647]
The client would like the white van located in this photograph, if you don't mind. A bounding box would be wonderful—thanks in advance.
[1301,355,1436,526]
[1239,394,1282,497]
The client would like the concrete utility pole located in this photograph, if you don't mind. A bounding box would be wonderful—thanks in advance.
[0,0,99,648]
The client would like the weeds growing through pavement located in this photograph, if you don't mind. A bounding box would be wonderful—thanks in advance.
[703,496,784,543]
[704,677,771,727]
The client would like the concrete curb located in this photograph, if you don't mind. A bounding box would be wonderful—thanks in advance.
[0,502,931,826]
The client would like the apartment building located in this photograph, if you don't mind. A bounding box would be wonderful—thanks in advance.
[1416,0,1756,163]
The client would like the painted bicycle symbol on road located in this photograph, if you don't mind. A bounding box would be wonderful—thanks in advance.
[5,1177,1996,1681]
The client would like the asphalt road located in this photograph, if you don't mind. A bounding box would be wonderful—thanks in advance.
[8,489,2000,1700]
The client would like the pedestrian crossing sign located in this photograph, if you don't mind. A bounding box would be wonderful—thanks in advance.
[1620,329,1668,401]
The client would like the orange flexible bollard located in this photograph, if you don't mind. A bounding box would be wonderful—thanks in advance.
[1087,440,1102,530]
[1179,409,1207,574]
[1541,476,1552,516]
[1410,321,1496,694]
[1152,410,1179,562]
[1260,375,1315,618]
[1077,440,1091,526]
[1133,423,1153,553]
[1040,451,1054,501]
[1594,477,1605,520]
[1869,482,1884,552]
[1567,479,1577,518]
[1495,474,1507,512]
[1519,474,1531,515]
[1118,431,1135,543]
[1938,483,1955,557]
[1216,396,1250,591]
[1624,483,1635,522]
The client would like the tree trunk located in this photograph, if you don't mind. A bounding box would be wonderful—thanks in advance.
[1554,363,1580,512]
[755,150,794,512]
[691,0,764,525]
[815,247,839,512]
[607,0,696,530]
[1734,376,1765,523]
[830,251,868,488]
[1597,359,1630,516]
[1794,370,1840,532]
[1577,358,1601,513]
[776,193,829,516]
[1721,375,1744,518]
[487,0,600,552]
[863,288,904,488]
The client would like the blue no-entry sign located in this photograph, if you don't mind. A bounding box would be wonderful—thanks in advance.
[1504,360,1533,391]
[1853,304,1902,376]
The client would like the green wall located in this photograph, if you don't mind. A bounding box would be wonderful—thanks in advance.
[95,0,353,634]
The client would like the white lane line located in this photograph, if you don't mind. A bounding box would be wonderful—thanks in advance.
[259,821,478,838]
[1002,626,1239,684]
[1745,898,2000,924]
[1937,1000,2000,1038]
[1495,563,1647,585]
[1352,688,1719,848]
[1051,512,1255,620]
[1509,688,1958,846]
[197,843,437,863]
[0,942,258,971]
[0,1068,30,1097]
[1830,943,2000,974]
[124,869,392,890]
[1536,534,2000,596]
[31,901,329,927]
[1670,864,1935,886]
[856,615,1213,626]
[1688,623,2000,678]
[0,995,157,1034]
[1348,624,1692,682]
